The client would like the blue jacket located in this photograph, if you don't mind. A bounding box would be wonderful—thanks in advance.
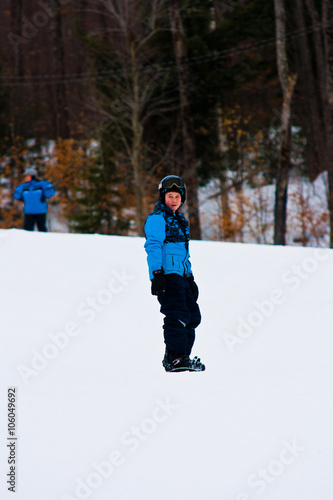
[144,202,192,280]
[13,179,55,214]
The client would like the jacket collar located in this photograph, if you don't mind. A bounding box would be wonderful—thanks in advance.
[155,201,181,216]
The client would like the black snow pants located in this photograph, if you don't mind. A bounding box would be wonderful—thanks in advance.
[158,273,201,355]
[24,213,47,232]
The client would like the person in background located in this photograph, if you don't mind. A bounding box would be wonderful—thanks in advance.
[144,175,205,372]
[13,166,55,232]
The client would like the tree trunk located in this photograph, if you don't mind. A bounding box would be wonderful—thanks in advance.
[294,0,325,178]
[169,0,201,239]
[130,45,145,237]
[50,6,70,138]
[274,76,297,245]
[216,107,233,241]
[304,0,326,110]
[273,0,297,245]
[12,0,24,80]
[9,0,24,142]
[323,0,333,247]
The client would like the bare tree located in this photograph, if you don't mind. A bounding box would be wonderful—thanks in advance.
[304,0,326,110]
[294,0,333,245]
[49,5,70,138]
[212,4,233,242]
[169,0,201,239]
[273,0,297,245]
[323,0,333,247]
[294,0,325,177]
[82,0,177,236]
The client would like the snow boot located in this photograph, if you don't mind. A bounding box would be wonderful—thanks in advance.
[163,354,191,372]
[189,356,205,371]
[162,349,205,372]
[162,349,189,372]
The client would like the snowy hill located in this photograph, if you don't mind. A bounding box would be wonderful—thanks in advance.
[1,229,333,500]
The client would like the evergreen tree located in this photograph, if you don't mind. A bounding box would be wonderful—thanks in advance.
[69,138,130,235]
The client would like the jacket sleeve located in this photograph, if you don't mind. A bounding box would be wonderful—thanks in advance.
[13,184,24,202]
[144,214,166,280]
[41,181,55,199]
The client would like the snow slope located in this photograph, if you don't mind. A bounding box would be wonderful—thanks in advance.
[1,228,333,500]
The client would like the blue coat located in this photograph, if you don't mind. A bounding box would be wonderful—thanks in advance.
[13,180,55,214]
[144,202,193,280]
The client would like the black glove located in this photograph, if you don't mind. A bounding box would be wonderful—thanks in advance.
[151,270,167,297]
[187,275,199,301]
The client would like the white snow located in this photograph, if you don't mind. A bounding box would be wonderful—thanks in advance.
[1,228,332,500]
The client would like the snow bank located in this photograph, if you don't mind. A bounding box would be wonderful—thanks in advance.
[1,229,332,500]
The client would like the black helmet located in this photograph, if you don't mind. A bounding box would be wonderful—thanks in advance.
[158,175,186,204]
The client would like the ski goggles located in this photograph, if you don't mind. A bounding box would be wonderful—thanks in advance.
[160,176,185,190]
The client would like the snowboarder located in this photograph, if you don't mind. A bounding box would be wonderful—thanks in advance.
[13,166,55,232]
[144,175,205,372]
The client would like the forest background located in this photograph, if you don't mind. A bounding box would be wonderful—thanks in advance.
[0,0,332,247]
